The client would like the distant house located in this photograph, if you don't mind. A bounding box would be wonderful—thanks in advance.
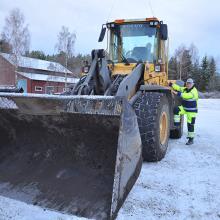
[0,53,79,94]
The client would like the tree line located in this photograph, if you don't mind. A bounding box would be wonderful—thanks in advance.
[0,8,219,91]
[169,44,219,92]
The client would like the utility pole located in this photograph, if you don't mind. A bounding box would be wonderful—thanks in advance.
[179,51,183,80]
[65,52,67,90]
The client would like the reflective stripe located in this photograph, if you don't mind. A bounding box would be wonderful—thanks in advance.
[174,115,180,123]
[184,107,198,113]
[183,107,197,111]
[185,99,196,102]
[188,132,195,138]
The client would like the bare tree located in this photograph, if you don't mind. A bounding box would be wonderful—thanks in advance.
[55,26,76,89]
[189,43,199,64]
[1,8,30,85]
[174,45,194,80]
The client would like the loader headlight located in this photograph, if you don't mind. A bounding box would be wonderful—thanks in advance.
[155,65,161,72]
[149,21,159,27]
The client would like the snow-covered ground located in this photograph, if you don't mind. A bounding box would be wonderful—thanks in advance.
[0,99,220,220]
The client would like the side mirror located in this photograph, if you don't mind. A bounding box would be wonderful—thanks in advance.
[98,26,106,42]
[160,24,168,40]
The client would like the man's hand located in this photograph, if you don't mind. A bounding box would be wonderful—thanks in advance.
[171,90,182,97]
[171,90,177,95]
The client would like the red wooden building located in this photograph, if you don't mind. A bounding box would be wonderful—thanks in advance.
[0,53,78,94]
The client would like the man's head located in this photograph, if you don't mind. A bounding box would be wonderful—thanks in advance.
[186,78,194,89]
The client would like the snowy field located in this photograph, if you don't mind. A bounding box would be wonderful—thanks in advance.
[0,99,220,220]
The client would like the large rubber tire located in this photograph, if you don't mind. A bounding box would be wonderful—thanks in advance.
[170,115,184,139]
[133,92,170,162]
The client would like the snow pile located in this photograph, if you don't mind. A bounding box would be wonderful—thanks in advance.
[199,91,220,99]
[0,99,220,220]
[0,97,17,109]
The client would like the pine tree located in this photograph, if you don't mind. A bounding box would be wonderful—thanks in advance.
[192,60,201,89]
[26,50,47,60]
[208,57,216,91]
[201,56,210,91]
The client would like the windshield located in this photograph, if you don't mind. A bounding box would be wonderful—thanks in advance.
[110,23,158,63]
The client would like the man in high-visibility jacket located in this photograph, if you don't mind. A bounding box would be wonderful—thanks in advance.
[169,78,199,145]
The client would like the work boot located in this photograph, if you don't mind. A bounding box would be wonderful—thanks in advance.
[186,138,194,145]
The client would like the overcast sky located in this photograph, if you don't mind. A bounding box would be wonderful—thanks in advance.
[0,0,220,64]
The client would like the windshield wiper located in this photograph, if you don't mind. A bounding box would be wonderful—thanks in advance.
[113,43,130,65]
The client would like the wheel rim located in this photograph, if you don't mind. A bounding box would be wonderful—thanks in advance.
[160,112,168,145]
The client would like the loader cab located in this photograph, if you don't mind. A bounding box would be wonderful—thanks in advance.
[98,18,168,85]
[101,18,168,65]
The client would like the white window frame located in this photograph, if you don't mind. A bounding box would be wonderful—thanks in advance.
[35,86,43,92]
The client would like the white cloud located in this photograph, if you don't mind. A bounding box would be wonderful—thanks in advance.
[0,0,219,59]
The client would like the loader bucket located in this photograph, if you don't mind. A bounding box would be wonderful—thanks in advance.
[0,94,142,220]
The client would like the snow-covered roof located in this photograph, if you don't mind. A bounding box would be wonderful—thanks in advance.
[0,53,72,74]
[0,85,15,89]
[17,72,79,84]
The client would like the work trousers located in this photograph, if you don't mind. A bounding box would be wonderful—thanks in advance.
[174,106,197,138]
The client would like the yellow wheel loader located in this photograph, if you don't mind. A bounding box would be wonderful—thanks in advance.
[0,17,183,219]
